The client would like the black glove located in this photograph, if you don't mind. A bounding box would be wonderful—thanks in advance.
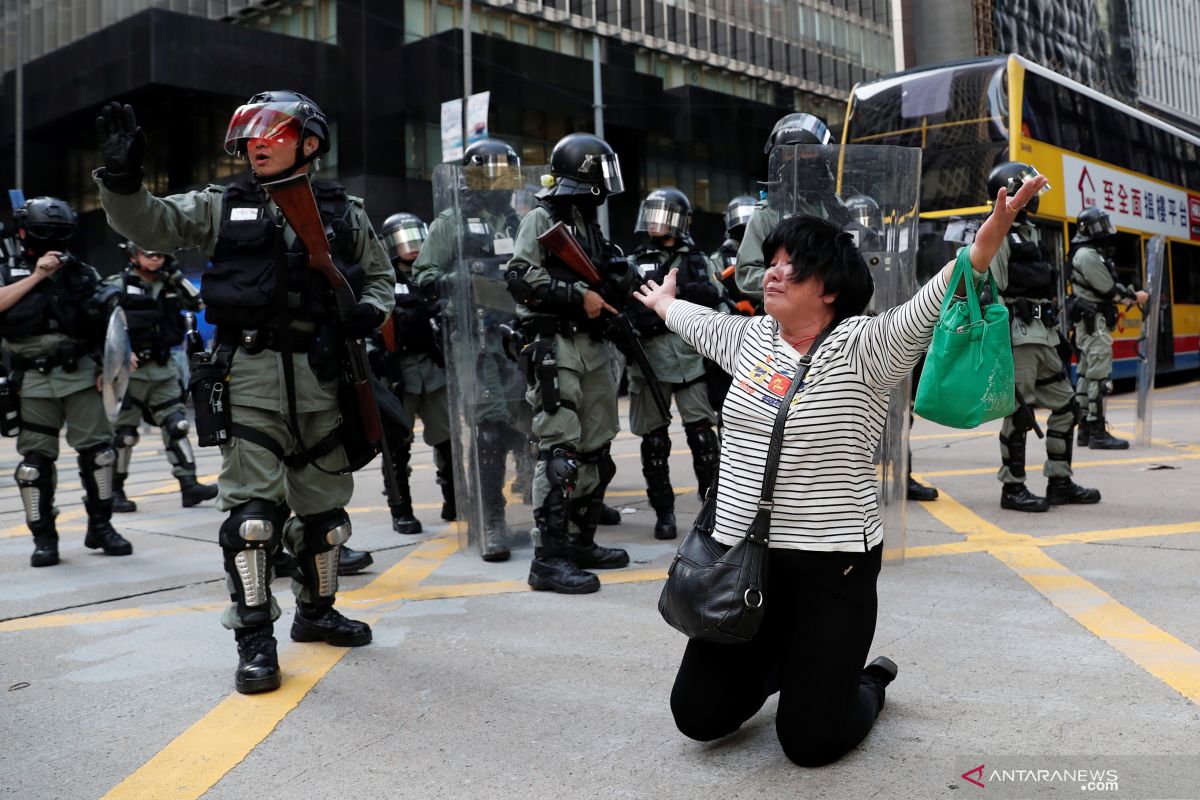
[342,303,385,338]
[96,102,146,194]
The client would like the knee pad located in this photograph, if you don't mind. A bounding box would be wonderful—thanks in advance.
[298,508,352,599]
[77,444,116,502]
[542,448,580,495]
[219,500,281,624]
[114,425,140,473]
[15,452,55,526]
[641,427,672,462]
[1101,379,1114,396]
[684,420,718,453]
[160,411,195,468]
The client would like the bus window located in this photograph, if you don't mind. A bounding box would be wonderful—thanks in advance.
[1171,241,1200,304]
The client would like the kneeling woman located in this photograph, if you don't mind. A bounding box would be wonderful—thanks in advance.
[633,177,1046,766]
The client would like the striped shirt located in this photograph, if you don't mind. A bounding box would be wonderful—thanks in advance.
[665,268,952,552]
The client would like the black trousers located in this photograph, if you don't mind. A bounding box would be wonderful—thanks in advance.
[670,543,885,767]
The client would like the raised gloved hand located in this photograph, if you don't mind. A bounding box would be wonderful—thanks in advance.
[341,303,385,338]
[96,102,146,194]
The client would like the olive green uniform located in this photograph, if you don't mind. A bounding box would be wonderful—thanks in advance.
[990,221,1076,484]
[508,205,619,538]
[1070,245,1136,421]
[95,176,393,625]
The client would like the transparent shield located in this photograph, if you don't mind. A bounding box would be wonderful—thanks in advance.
[432,164,548,560]
[767,144,922,562]
[1135,236,1166,447]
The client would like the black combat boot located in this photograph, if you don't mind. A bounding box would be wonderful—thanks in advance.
[337,545,374,575]
[906,476,939,501]
[1045,477,1101,505]
[79,446,132,555]
[598,503,621,525]
[383,443,422,534]
[235,624,281,694]
[1087,416,1129,450]
[862,656,899,716]
[1000,482,1049,512]
[17,454,60,567]
[291,601,373,646]
[642,427,677,540]
[477,422,511,562]
[434,442,457,520]
[1076,421,1090,447]
[567,495,630,569]
[528,506,600,594]
[112,427,138,512]
[179,475,218,507]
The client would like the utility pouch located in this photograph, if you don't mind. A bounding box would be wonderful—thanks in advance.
[0,370,22,437]
[189,349,231,447]
[532,340,560,414]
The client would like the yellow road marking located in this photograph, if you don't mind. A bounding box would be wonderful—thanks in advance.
[921,451,1200,478]
[100,616,380,800]
[0,603,224,634]
[919,488,1200,706]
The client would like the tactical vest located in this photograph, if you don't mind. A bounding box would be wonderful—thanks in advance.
[203,176,363,329]
[628,246,721,337]
[388,269,437,357]
[1001,232,1057,301]
[1068,245,1122,329]
[0,254,101,341]
[118,271,187,359]
[539,200,614,325]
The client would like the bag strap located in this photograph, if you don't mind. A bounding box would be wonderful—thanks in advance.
[941,247,994,325]
[745,321,837,545]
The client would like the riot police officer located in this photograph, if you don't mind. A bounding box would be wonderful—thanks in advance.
[374,212,457,532]
[711,195,758,316]
[412,139,534,562]
[987,162,1099,512]
[736,112,836,302]
[0,197,133,566]
[627,187,721,540]
[505,132,632,594]
[107,242,218,512]
[95,92,394,694]
[1068,207,1147,449]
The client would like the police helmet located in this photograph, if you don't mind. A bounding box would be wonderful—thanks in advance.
[987,161,1045,216]
[764,112,832,154]
[844,195,883,234]
[724,195,757,236]
[461,138,522,191]
[120,240,171,266]
[15,197,77,249]
[224,90,329,158]
[1075,207,1118,244]
[635,187,692,240]
[380,213,429,263]
[540,133,624,199]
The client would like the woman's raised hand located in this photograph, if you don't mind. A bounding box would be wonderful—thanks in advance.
[969,175,1050,272]
[633,267,679,321]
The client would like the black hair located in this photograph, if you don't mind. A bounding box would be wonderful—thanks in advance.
[760,214,875,321]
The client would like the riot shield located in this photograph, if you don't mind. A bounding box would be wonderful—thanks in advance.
[431,163,548,560]
[768,144,922,562]
[1135,236,1166,447]
[102,307,132,422]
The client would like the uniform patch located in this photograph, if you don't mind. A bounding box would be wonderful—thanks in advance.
[230,207,259,221]
[493,236,514,255]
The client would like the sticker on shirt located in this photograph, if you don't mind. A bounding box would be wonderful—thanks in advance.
[395,282,410,295]
[766,373,792,396]
[230,207,259,221]
[492,236,514,255]
[739,360,804,409]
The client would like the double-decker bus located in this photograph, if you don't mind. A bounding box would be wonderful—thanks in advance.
[843,54,1200,378]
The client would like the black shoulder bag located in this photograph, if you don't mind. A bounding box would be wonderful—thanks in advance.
[658,323,833,644]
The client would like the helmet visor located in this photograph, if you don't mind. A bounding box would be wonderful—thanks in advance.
[384,220,428,262]
[1081,212,1118,240]
[598,152,624,196]
[635,199,688,238]
[724,200,756,231]
[463,163,522,191]
[224,102,308,155]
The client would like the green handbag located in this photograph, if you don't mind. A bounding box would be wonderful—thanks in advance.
[914,247,1016,428]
